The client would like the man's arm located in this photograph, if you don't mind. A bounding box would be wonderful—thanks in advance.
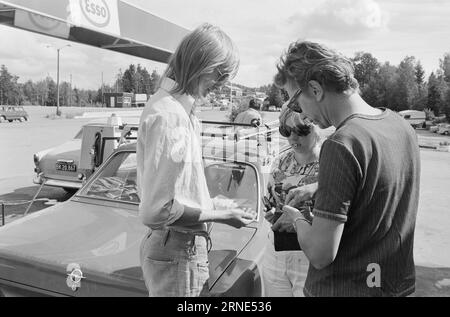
[295,212,344,269]
[274,139,360,269]
[273,207,344,269]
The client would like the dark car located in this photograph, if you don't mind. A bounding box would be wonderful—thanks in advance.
[0,142,276,297]
[0,106,29,122]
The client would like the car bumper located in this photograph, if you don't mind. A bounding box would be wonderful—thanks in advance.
[33,175,82,189]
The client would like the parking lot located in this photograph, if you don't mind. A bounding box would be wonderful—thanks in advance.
[1,106,450,296]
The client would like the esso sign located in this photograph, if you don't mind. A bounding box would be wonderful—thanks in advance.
[80,0,110,27]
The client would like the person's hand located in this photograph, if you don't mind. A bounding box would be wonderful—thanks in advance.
[282,205,313,225]
[281,205,303,222]
[270,186,282,207]
[271,212,297,233]
[264,207,277,224]
[285,183,318,208]
[220,208,255,228]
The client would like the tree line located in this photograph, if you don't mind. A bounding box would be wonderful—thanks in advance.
[259,51,450,120]
[2,52,450,119]
[0,64,161,107]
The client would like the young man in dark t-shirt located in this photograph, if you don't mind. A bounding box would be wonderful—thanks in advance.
[273,41,420,296]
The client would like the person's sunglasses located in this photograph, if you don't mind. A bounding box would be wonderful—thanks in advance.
[286,88,303,113]
[279,123,312,138]
[211,69,230,90]
[217,69,230,83]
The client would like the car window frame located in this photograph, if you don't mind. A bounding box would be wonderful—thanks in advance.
[76,150,139,206]
[75,149,262,226]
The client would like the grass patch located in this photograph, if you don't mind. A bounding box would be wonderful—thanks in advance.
[65,112,83,119]
[45,113,63,120]
[44,112,84,120]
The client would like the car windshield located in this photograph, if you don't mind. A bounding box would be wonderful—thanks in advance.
[204,159,259,221]
[80,151,139,203]
[79,152,259,220]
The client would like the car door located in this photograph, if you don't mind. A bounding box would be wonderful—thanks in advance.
[203,159,261,289]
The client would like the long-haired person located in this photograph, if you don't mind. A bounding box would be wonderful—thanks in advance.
[137,24,254,297]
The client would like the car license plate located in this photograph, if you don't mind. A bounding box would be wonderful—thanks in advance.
[56,162,77,172]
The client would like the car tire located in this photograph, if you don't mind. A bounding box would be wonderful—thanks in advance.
[8,120,13,122]
[23,117,28,121]
[444,131,449,135]
[0,116,5,123]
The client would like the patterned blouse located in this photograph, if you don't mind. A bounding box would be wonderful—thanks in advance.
[267,150,319,208]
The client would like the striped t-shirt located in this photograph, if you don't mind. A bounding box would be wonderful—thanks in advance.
[304,109,420,297]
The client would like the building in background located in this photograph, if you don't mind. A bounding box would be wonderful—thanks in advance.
[221,85,243,98]
[104,92,133,108]
[132,94,148,107]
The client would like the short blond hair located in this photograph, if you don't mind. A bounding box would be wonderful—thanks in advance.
[163,23,240,96]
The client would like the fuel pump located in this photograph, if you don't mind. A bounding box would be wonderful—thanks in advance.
[79,114,122,180]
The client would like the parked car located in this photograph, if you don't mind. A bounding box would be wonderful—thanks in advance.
[429,125,440,133]
[0,105,29,122]
[33,117,281,194]
[0,141,280,296]
[437,124,450,135]
[33,116,139,193]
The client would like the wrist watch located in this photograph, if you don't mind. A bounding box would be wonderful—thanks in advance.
[294,215,312,226]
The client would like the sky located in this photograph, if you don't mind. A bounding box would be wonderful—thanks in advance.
[0,0,450,90]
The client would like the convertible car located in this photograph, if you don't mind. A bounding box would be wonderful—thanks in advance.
[0,141,282,297]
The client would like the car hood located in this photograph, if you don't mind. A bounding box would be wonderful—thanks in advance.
[0,199,147,296]
[0,198,255,296]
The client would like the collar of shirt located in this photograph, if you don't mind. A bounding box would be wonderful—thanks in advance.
[159,77,196,117]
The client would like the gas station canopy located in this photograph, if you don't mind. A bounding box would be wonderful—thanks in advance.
[0,0,189,63]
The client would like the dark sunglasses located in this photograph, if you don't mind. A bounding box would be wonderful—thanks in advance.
[286,88,303,113]
[217,69,230,82]
[279,123,312,138]
[211,69,230,90]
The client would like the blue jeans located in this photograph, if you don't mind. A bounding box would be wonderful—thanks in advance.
[140,228,210,297]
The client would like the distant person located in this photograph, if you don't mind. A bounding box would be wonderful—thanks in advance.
[137,23,254,297]
[274,40,421,297]
[234,99,262,127]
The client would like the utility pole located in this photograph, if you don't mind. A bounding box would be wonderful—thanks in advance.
[47,44,71,115]
[101,71,104,107]
[69,74,72,107]
[56,48,60,114]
